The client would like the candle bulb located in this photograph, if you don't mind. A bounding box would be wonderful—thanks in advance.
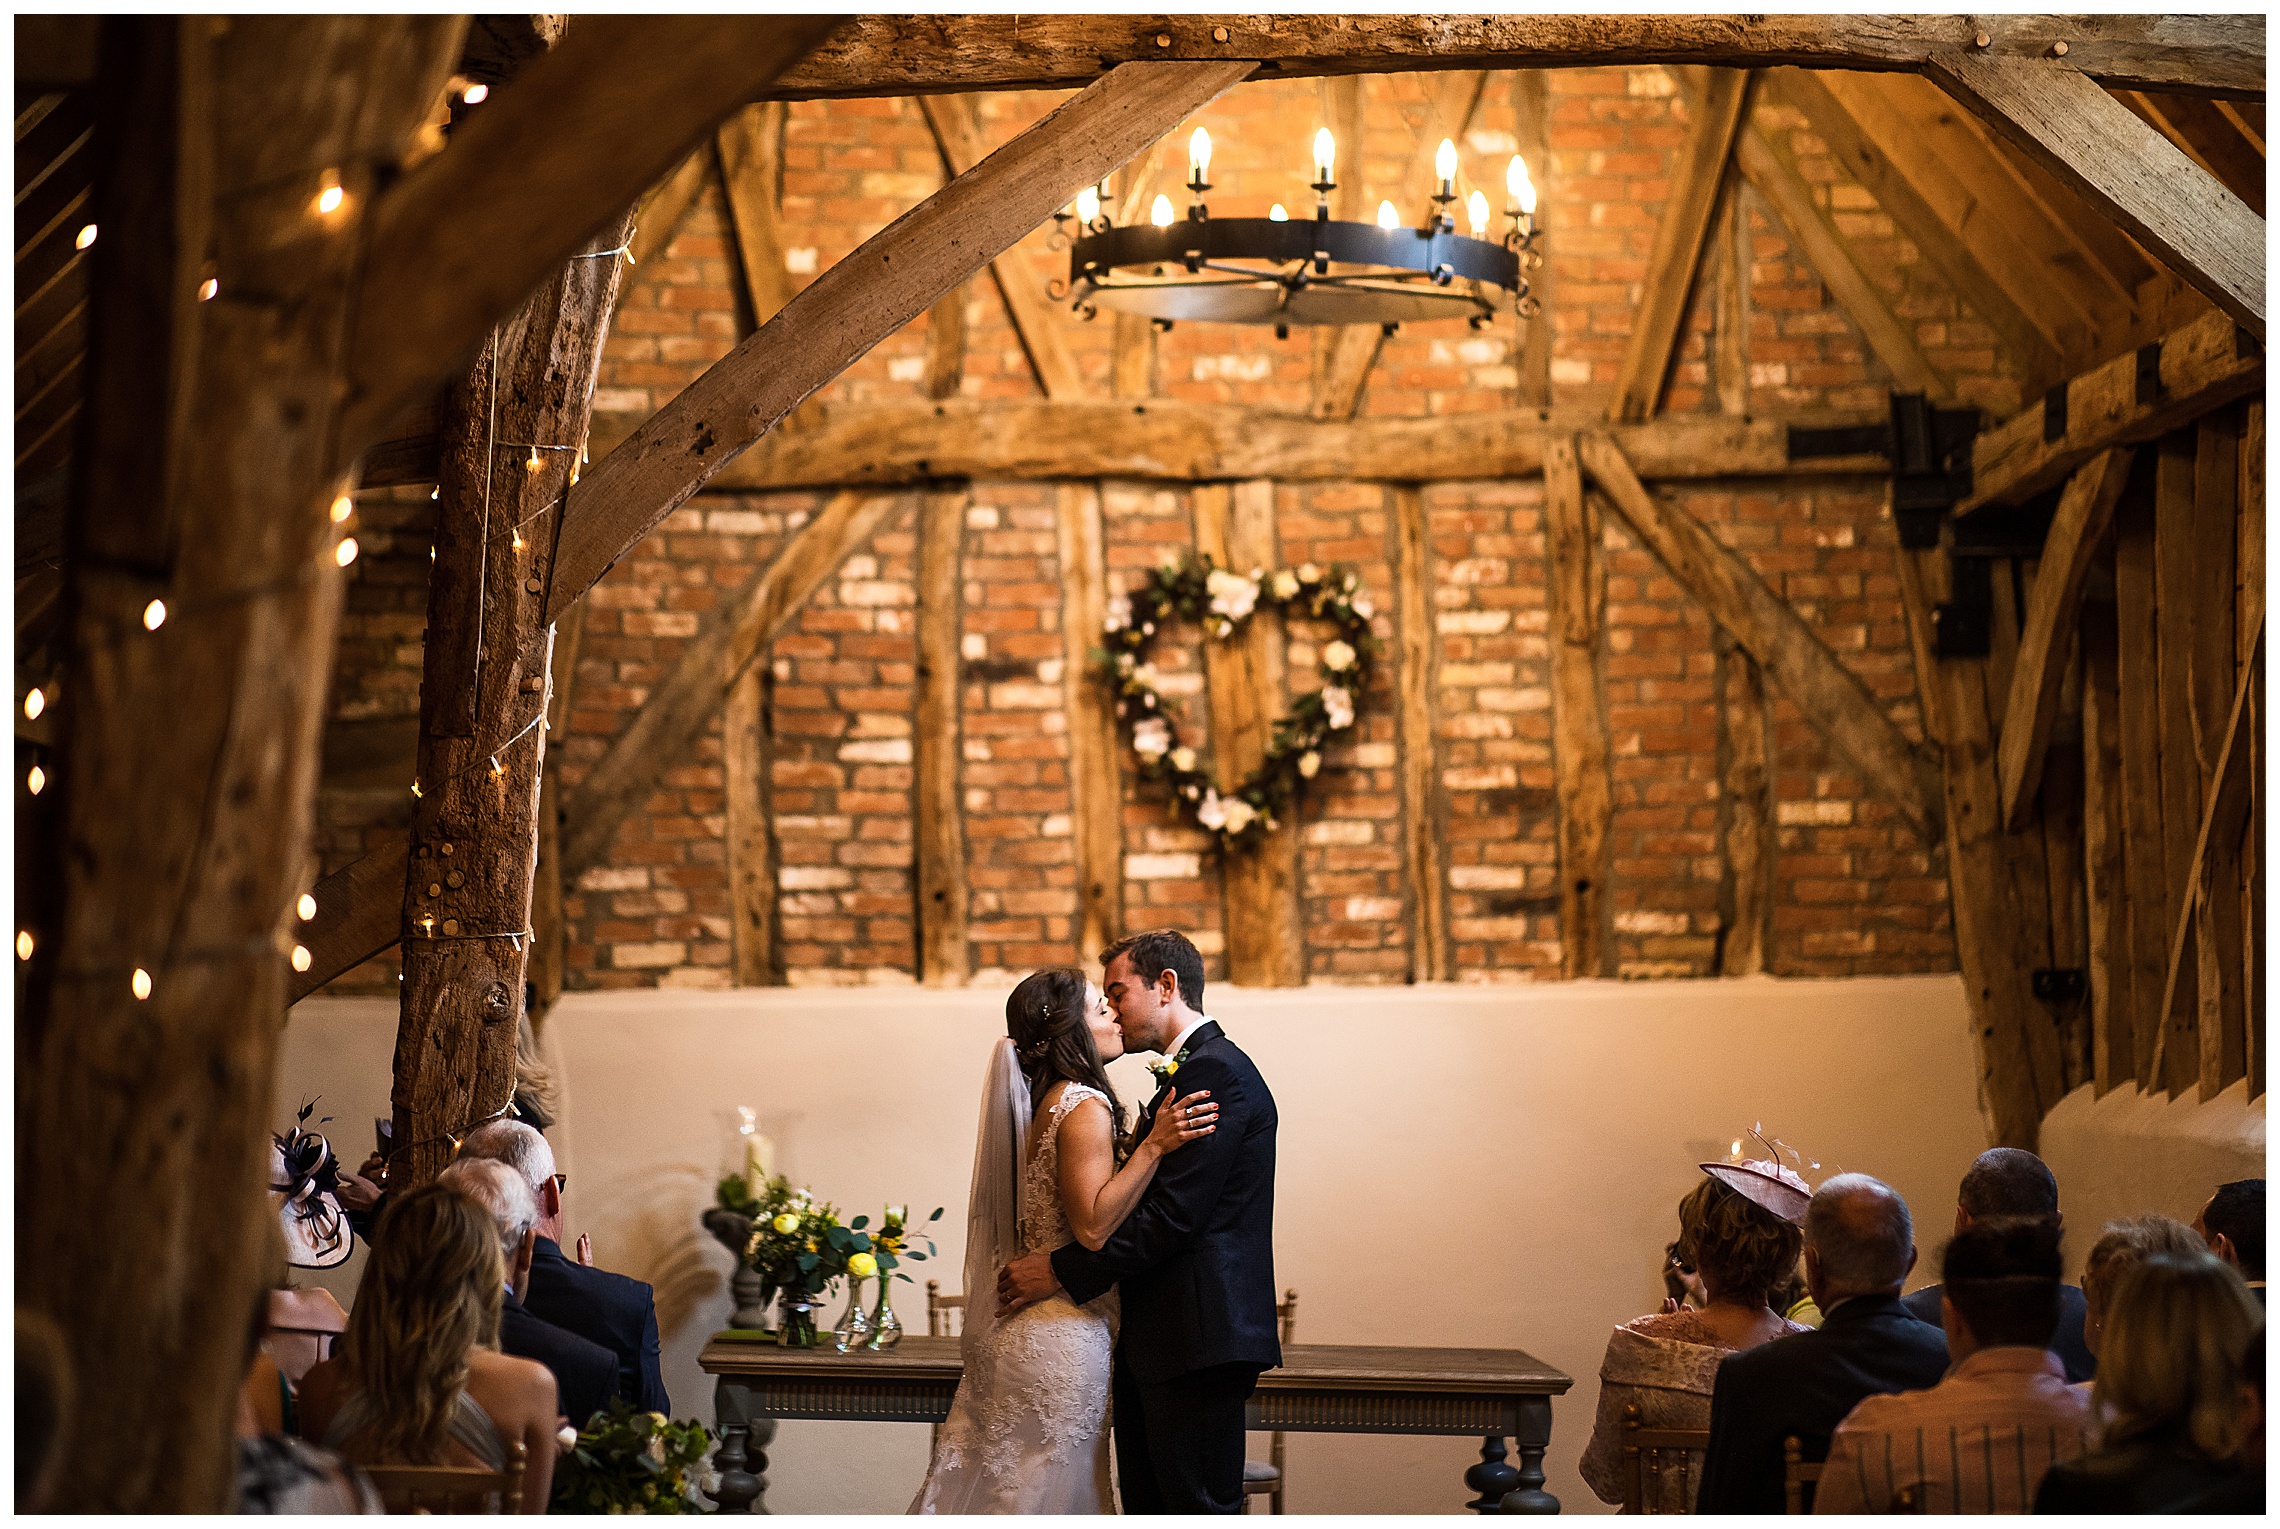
[1188,126,1212,188]
[1074,184,1100,227]
[1435,137,1458,196]
[1377,200,1401,230]
[1150,193,1175,228]
[1507,154,1538,216]
[1468,190,1491,237]
[1268,203,1289,222]
[1313,127,1335,185]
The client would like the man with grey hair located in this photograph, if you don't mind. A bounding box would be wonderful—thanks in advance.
[1696,1173,1950,1514]
[439,1158,620,1429]
[458,1120,669,1413]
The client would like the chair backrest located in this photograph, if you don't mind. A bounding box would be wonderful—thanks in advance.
[1781,1436,1823,1514]
[264,1286,350,1382]
[1276,1287,1299,1346]
[926,1279,965,1337]
[1618,1402,1711,1515]
[362,1439,528,1514]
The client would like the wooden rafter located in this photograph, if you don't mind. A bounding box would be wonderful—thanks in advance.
[545,59,1256,622]
[624,149,711,277]
[1608,68,1750,423]
[2114,89,2266,218]
[766,16,2265,100]
[338,15,845,461]
[717,102,798,323]
[1995,449,2133,828]
[1580,433,1943,840]
[1927,55,2265,338]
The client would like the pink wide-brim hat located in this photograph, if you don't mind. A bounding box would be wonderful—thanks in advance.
[1698,1158,1813,1226]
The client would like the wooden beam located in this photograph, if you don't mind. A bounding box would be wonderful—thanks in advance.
[291,840,411,1002]
[528,598,584,1026]
[2192,414,2242,766]
[2241,401,2265,664]
[723,662,776,986]
[1512,69,1555,411]
[1710,180,1750,417]
[2037,642,2093,1096]
[1543,438,1611,979]
[2080,590,2132,1094]
[581,398,1891,493]
[1715,629,1774,975]
[2152,432,2204,1093]
[918,93,1088,400]
[915,486,970,984]
[717,102,798,324]
[1311,71,1488,421]
[923,281,970,400]
[1768,68,2068,383]
[339,16,845,462]
[1927,55,2266,338]
[1056,482,1124,960]
[1608,68,1750,423]
[1194,480,1305,986]
[559,490,907,882]
[1391,484,1449,981]
[768,16,2266,100]
[1996,449,2133,827]
[1307,76,1370,418]
[1730,112,1949,398]
[2111,475,2170,1085]
[1959,309,2264,517]
[1580,433,1943,840]
[547,59,1254,619]
[624,148,711,278]
[2118,90,2267,217]
[1108,144,1168,398]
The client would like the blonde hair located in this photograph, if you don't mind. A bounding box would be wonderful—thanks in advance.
[1677,1176,1804,1310]
[2082,1215,2205,1322]
[337,1182,503,1463]
[2094,1251,2261,1461]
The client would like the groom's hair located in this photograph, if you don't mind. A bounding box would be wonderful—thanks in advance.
[1102,929,1205,1010]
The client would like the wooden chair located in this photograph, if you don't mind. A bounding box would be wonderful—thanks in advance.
[1781,1436,1823,1514]
[1617,1402,1711,1514]
[925,1279,965,1337]
[1241,1289,1300,1514]
[361,1439,529,1513]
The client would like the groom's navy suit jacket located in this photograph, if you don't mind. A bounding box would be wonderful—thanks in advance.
[1051,1020,1281,1385]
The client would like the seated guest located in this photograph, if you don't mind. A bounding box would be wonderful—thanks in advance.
[1901,1147,2094,1381]
[232,1232,378,1514]
[457,1120,670,1414]
[298,1183,560,1513]
[1696,1174,1949,1514]
[1816,1217,2092,1513]
[1581,1160,1813,1511]
[2080,1216,2205,1378]
[2195,1178,2265,1305]
[439,1157,619,1430]
[2034,1252,2263,1514]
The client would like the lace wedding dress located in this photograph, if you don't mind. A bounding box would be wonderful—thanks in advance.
[910,1080,1120,1514]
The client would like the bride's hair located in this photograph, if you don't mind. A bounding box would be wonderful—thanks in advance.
[1006,967,1129,1159]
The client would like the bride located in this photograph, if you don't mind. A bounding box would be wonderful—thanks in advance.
[910,967,1217,1514]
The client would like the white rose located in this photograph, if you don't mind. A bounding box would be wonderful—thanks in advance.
[1322,640,1357,673]
[1298,563,1321,584]
[1132,718,1172,759]
[1271,570,1300,601]
[1351,596,1374,620]
[1298,750,1321,779]
[1104,594,1132,633]
[1196,790,1228,831]
[1205,568,1259,623]
[1170,747,1197,773]
[1322,685,1355,730]
[1221,798,1257,834]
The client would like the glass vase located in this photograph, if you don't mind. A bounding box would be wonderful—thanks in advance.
[867,1278,903,1350]
[832,1278,874,1352]
[776,1286,823,1348]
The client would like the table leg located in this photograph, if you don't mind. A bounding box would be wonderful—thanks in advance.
[1465,1436,1521,1513]
[707,1376,776,1514]
[1497,1397,1559,1514]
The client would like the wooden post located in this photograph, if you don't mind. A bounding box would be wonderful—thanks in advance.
[1057,482,1125,960]
[1543,438,1611,978]
[925,282,970,401]
[717,102,797,323]
[21,17,465,1511]
[724,662,778,986]
[528,599,585,1027]
[2153,431,2204,1093]
[1715,629,1774,975]
[1392,484,1450,981]
[2038,642,2093,1095]
[1194,480,1305,985]
[916,486,970,984]
[2080,590,2132,1094]
[1711,180,1750,418]
[2112,468,2170,1087]
[394,209,634,1189]
[1512,69,1554,413]
[1308,75,1368,417]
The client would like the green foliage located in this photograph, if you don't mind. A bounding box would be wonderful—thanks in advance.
[549,1398,712,1515]
[738,1180,946,1298]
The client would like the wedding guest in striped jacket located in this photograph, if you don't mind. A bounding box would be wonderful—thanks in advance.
[1814,1217,2091,1513]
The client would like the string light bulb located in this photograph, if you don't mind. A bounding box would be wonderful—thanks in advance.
[15,931,31,960]
[512,526,525,552]
[330,493,354,524]
[462,83,489,104]
[142,599,166,631]
[1507,154,1537,215]
[1073,184,1100,226]
[1377,200,1401,230]
[299,893,318,921]
[335,538,359,568]
[1467,189,1491,237]
[131,967,152,1000]
[1268,203,1289,222]
[1435,137,1458,195]
[488,756,504,777]
[27,765,46,795]
[23,688,43,720]
[525,446,542,472]
[410,780,422,799]
[291,945,312,972]
[1313,127,1335,183]
[197,277,218,302]
[74,224,97,250]
[1150,194,1175,228]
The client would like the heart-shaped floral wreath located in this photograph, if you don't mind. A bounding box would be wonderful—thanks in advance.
[1099,555,1379,849]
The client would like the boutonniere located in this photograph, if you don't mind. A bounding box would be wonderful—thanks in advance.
[1147,1049,1191,1084]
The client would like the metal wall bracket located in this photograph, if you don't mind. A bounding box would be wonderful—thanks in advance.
[1785,392,1979,550]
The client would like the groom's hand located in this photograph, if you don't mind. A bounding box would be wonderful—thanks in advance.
[997,1252,1061,1314]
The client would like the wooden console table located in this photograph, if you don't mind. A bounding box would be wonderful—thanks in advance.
[698,1334,1572,1513]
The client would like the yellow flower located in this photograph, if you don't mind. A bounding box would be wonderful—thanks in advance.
[773,1212,800,1234]
[848,1251,878,1279]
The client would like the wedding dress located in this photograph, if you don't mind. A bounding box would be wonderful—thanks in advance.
[910,1043,1119,1514]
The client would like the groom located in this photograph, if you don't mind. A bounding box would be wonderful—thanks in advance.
[998,928,1281,1514]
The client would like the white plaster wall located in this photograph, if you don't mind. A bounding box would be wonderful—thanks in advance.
[280,975,1997,1514]
[2038,1078,2266,1281]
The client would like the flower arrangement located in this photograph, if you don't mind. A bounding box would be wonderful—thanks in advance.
[549,1398,713,1514]
[1100,554,1379,849]
[737,1174,942,1345]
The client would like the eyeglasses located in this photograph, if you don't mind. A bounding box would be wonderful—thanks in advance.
[551,1173,569,1194]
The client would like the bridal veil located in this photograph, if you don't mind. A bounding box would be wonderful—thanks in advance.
[961,1037,1031,1357]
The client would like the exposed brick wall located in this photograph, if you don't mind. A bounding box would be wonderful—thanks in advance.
[314,65,2029,996]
